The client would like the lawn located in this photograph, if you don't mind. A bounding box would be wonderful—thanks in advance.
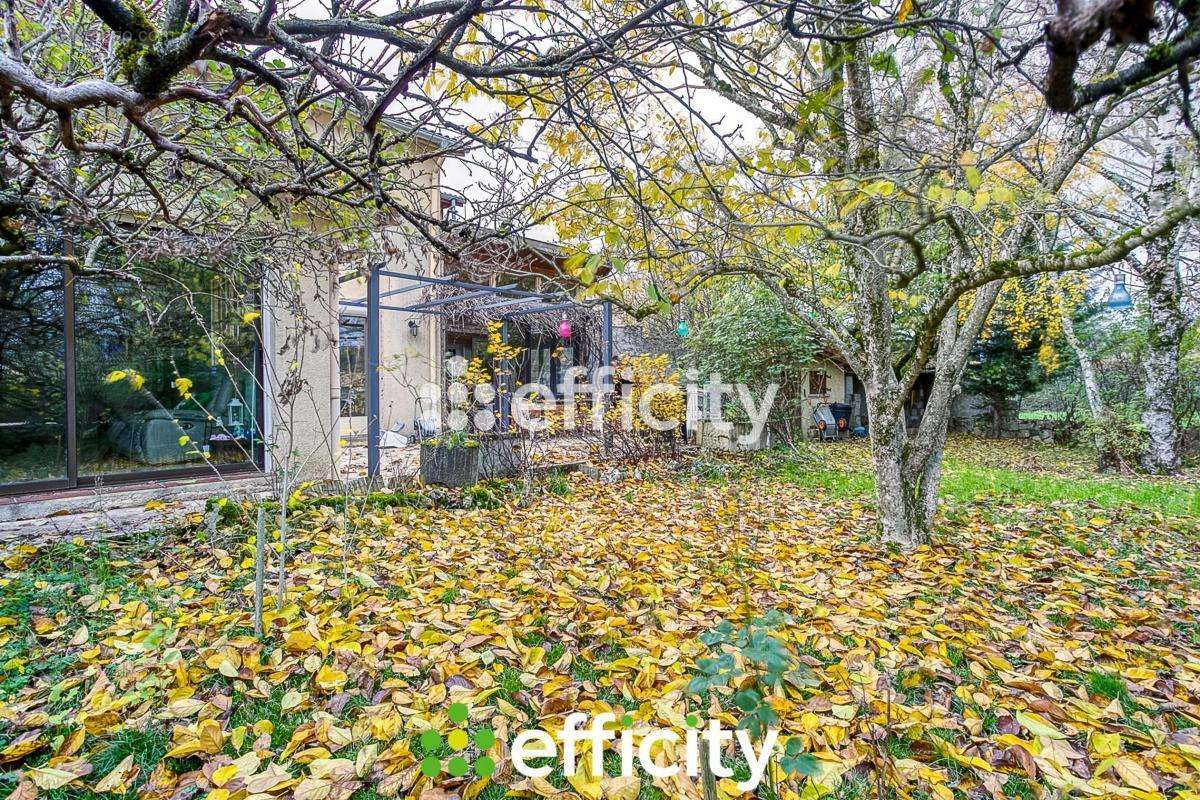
[760,435,1199,518]
[1,438,1199,800]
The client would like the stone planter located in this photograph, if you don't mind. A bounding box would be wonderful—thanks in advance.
[697,420,771,452]
[478,434,520,479]
[419,442,481,487]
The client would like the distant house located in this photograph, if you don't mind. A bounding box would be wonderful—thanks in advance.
[811,355,935,435]
[686,342,936,445]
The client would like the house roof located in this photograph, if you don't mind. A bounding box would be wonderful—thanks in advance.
[301,97,459,154]
[379,115,459,152]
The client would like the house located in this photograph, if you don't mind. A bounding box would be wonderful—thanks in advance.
[802,355,935,437]
[0,125,450,496]
[689,344,936,447]
[335,209,603,445]
[2,103,620,500]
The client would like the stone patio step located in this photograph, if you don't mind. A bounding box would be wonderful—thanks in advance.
[1,475,271,548]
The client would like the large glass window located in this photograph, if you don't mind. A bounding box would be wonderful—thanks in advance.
[530,344,550,387]
[73,262,259,476]
[1,256,261,494]
[339,314,365,416]
[0,264,68,487]
[528,337,574,393]
[445,334,488,364]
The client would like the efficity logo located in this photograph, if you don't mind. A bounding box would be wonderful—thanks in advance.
[421,704,780,792]
[418,702,497,779]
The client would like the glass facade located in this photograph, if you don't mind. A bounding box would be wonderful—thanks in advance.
[445,333,488,365]
[339,314,366,417]
[0,259,262,495]
[0,264,68,488]
[528,337,574,393]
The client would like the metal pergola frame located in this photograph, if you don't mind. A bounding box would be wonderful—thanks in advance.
[340,264,614,478]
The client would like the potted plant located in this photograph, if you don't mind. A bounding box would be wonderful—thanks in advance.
[420,430,481,487]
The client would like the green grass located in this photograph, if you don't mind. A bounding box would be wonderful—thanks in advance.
[940,459,1197,516]
[758,458,874,498]
[92,727,170,781]
[228,684,305,748]
[1085,670,1127,701]
[1003,775,1037,800]
[831,777,873,800]
[571,656,599,683]
[494,666,525,698]
[1018,410,1068,421]
[0,539,157,699]
[1083,669,1143,719]
[543,470,574,497]
[754,447,1197,517]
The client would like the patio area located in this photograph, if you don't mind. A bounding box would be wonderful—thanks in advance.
[337,436,595,482]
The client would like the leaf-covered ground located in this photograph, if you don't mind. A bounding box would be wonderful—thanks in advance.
[2,440,1199,800]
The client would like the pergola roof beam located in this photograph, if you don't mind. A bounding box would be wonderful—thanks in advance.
[340,282,427,307]
[379,269,544,299]
[380,283,430,299]
[503,300,578,318]
[474,295,543,312]
[383,304,448,314]
[337,301,448,315]
[403,284,518,312]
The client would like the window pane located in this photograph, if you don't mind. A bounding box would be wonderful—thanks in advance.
[0,264,67,486]
[470,337,488,362]
[339,315,365,416]
[530,345,550,387]
[73,261,259,476]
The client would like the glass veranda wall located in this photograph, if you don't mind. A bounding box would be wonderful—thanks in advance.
[0,257,263,495]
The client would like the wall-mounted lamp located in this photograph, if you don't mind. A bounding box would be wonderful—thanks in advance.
[558,316,573,338]
[408,319,420,337]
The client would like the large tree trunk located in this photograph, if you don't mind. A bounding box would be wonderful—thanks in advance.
[1141,252,1185,473]
[866,391,954,549]
[837,39,937,549]
[1138,116,1188,474]
[868,401,929,547]
[912,403,950,535]
[909,307,969,533]
[863,285,1000,549]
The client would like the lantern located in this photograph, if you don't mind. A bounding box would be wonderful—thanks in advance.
[558,316,572,338]
[677,319,689,337]
[1107,275,1132,311]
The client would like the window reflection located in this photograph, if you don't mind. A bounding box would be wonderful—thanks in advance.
[339,314,365,417]
[0,264,67,486]
[73,262,259,476]
[528,337,574,393]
